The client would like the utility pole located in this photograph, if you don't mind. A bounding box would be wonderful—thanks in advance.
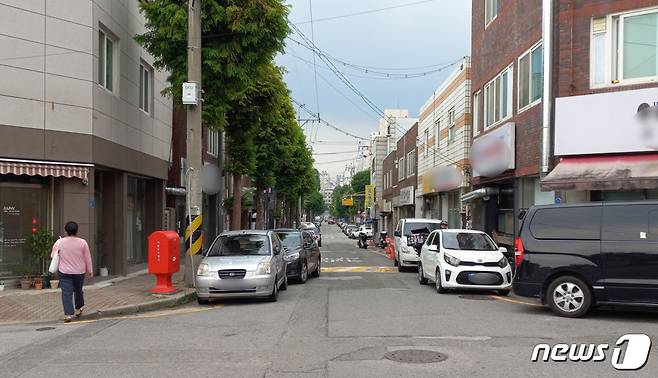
[184,0,203,287]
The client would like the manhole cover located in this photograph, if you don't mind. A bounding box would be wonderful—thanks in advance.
[459,295,494,300]
[35,327,56,332]
[384,349,447,364]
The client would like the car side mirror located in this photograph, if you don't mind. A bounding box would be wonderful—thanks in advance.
[394,231,401,237]
[498,247,507,253]
[428,245,439,252]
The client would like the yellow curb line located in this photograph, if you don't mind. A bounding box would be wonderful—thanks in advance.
[67,304,223,325]
[489,295,543,307]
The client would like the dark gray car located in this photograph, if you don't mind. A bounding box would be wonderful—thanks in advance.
[273,229,321,283]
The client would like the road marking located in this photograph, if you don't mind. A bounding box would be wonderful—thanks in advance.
[66,304,223,325]
[318,276,363,281]
[321,266,396,273]
[489,295,543,307]
[322,257,362,263]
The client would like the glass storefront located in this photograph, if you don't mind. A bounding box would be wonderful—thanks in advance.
[127,176,146,264]
[0,180,50,276]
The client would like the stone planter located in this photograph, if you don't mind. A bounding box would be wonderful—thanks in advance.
[20,279,32,290]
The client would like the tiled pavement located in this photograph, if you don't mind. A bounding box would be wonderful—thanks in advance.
[0,271,189,324]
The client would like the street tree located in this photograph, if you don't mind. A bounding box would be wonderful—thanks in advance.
[351,170,370,194]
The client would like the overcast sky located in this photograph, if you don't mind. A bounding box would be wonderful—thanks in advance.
[276,0,472,178]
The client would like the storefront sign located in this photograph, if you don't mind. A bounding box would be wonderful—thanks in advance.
[471,122,515,177]
[342,198,354,207]
[364,185,375,208]
[555,87,658,155]
[423,166,464,194]
[398,186,414,206]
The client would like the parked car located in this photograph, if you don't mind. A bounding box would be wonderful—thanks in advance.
[418,229,512,295]
[272,229,321,283]
[346,224,359,239]
[394,218,446,271]
[302,224,322,247]
[195,230,287,304]
[358,224,373,239]
[514,202,658,318]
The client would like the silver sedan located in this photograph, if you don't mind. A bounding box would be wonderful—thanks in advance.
[195,230,287,303]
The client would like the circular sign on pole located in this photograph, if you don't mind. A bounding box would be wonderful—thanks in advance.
[201,163,221,195]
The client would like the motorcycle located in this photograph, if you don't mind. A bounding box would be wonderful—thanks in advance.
[357,232,368,249]
[378,231,388,249]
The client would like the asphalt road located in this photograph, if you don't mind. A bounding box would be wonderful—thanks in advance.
[2,226,658,377]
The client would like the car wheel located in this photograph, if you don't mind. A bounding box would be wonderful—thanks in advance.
[435,269,447,294]
[311,258,321,277]
[281,274,288,291]
[398,263,405,272]
[299,261,308,283]
[197,297,210,305]
[268,278,278,302]
[393,252,399,267]
[547,276,591,318]
[496,289,510,296]
[418,263,428,285]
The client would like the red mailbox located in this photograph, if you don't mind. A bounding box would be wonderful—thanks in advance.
[148,231,181,294]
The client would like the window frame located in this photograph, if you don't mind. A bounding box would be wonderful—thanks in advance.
[398,157,405,182]
[207,128,219,157]
[517,40,543,113]
[590,7,658,88]
[484,0,499,28]
[473,90,481,137]
[406,150,415,178]
[434,119,441,150]
[98,28,115,92]
[423,129,429,157]
[139,61,153,115]
[483,64,514,129]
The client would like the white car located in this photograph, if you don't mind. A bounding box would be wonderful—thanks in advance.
[393,218,446,272]
[417,229,512,295]
[358,225,373,238]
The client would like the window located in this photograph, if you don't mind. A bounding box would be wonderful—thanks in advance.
[398,157,405,182]
[406,151,415,178]
[448,125,456,144]
[484,0,499,27]
[434,119,441,149]
[473,91,481,137]
[447,107,455,125]
[518,42,543,110]
[529,207,602,240]
[207,128,219,157]
[423,129,429,157]
[483,65,513,128]
[591,8,658,86]
[139,62,152,113]
[98,29,114,91]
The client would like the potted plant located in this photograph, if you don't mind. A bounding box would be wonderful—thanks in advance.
[33,276,43,290]
[30,228,55,276]
[17,266,32,289]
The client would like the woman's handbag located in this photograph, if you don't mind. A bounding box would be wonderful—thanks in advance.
[48,239,61,274]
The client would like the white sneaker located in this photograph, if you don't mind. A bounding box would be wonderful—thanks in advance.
[64,316,72,323]
[74,308,83,317]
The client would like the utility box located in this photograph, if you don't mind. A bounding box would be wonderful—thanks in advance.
[148,231,181,294]
[182,82,197,105]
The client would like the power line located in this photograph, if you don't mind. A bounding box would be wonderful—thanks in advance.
[308,0,321,143]
[314,156,360,164]
[313,149,361,155]
[293,0,437,25]
[292,98,369,141]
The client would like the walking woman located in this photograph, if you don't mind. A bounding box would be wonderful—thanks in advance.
[51,221,93,323]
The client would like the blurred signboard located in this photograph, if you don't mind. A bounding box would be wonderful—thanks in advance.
[342,197,354,207]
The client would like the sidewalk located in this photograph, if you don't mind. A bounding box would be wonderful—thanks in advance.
[0,270,195,325]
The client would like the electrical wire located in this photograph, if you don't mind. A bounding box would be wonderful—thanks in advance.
[292,98,369,141]
[313,149,361,155]
[293,0,437,25]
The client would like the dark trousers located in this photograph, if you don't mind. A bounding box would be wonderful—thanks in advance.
[59,272,85,316]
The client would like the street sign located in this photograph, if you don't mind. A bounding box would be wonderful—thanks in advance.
[342,197,354,207]
[364,185,375,207]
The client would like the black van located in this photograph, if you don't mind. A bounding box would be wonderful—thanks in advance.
[513,202,658,317]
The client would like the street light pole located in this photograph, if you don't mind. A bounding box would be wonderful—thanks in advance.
[184,0,203,287]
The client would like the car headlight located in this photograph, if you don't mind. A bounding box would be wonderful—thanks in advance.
[197,263,209,276]
[498,257,509,268]
[444,253,460,267]
[256,262,272,275]
[284,252,300,262]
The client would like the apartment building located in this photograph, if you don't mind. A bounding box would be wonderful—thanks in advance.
[468,0,554,246]
[543,1,658,204]
[416,57,472,228]
[0,1,172,279]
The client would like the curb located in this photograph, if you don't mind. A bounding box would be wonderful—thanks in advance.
[87,289,197,320]
[0,289,197,326]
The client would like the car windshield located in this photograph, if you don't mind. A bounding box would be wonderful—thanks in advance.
[442,232,497,251]
[207,234,271,256]
[403,222,442,236]
[276,232,301,249]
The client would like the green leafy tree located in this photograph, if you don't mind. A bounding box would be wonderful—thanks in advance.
[351,170,370,194]
[304,191,325,218]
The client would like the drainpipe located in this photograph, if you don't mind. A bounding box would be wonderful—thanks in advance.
[540,0,553,176]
